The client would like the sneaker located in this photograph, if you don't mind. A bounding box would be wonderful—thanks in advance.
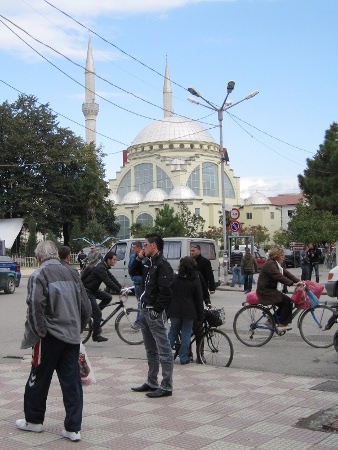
[62,430,81,441]
[276,325,292,332]
[131,323,140,331]
[15,419,44,433]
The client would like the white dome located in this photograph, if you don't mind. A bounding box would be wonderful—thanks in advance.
[169,185,196,200]
[245,192,271,205]
[131,116,216,146]
[122,191,144,204]
[107,192,120,204]
[144,188,168,202]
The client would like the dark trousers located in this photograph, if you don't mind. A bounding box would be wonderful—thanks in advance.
[276,293,293,325]
[87,290,112,336]
[244,272,253,292]
[301,264,310,281]
[24,333,83,432]
[309,263,319,283]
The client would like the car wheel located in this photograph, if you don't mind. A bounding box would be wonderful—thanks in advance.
[4,277,16,294]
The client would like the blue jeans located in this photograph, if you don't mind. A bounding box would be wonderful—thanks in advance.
[168,318,194,364]
[134,283,142,326]
[139,310,174,391]
[244,273,253,292]
[231,266,242,287]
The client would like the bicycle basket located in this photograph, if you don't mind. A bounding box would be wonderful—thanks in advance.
[204,307,225,327]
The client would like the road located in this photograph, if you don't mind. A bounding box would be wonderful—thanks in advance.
[2,269,338,380]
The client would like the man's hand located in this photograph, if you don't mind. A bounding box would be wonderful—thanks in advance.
[149,309,159,321]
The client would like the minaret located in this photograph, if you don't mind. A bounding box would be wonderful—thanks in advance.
[163,59,173,117]
[82,37,99,146]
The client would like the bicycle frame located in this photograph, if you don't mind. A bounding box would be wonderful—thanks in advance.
[99,287,134,328]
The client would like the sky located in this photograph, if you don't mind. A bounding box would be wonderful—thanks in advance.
[1,0,337,199]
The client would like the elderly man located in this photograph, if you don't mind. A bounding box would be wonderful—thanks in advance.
[16,240,91,442]
[190,243,216,295]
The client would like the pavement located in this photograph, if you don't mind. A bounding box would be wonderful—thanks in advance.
[5,264,337,449]
[2,355,338,449]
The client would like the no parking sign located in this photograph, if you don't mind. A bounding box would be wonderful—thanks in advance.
[230,220,241,232]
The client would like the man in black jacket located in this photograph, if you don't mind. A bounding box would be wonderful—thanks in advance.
[82,251,122,342]
[190,244,216,295]
[130,233,174,398]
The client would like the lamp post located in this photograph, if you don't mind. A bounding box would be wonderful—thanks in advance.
[188,83,259,283]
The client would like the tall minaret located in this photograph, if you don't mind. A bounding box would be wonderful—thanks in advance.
[163,59,173,117]
[82,37,99,146]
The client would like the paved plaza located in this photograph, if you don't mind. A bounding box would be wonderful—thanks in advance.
[2,354,338,449]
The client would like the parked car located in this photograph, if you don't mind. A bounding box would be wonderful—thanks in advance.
[325,265,338,299]
[283,249,301,268]
[0,255,21,294]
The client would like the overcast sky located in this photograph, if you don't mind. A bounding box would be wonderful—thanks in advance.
[1,0,337,199]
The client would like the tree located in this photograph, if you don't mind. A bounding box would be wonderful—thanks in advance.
[25,218,38,257]
[273,228,291,247]
[298,122,338,215]
[241,225,270,247]
[177,202,205,237]
[288,202,338,243]
[0,95,117,246]
[153,205,185,237]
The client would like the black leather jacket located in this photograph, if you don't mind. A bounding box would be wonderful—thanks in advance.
[130,252,173,313]
[82,260,122,294]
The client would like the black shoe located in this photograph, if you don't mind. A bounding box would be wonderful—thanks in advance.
[131,383,157,392]
[146,388,172,398]
[180,360,190,365]
[92,335,108,342]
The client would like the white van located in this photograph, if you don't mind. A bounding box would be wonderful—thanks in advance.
[109,237,220,287]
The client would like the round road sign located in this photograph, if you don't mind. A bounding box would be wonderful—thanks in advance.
[230,208,240,220]
[230,220,241,232]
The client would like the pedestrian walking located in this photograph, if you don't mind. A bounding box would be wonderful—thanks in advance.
[241,248,258,293]
[16,240,92,442]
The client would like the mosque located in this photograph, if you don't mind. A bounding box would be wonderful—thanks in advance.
[82,40,299,242]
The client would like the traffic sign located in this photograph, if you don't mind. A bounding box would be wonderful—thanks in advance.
[230,220,241,232]
[230,208,240,220]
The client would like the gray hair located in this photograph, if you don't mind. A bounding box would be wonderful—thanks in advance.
[35,240,59,262]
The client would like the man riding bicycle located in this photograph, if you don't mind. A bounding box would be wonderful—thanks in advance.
[82,251,122,342]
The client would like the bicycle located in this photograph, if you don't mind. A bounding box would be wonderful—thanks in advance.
[81,287,143,345]
[172,307,234,367]
[233,301,334,349]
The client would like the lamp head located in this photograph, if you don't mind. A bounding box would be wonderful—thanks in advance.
[227,80,235,94]
[188,86,201,97]
[187,97,200,104]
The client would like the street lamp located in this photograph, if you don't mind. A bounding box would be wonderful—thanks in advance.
[188,83,259,283]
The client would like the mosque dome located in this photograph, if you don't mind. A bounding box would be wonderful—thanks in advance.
[122,191,144,204]
[131,116,216,146]
[107,192,120,204]
[245,192,271,205]
[169,185,196,200]
[144,188,168,202]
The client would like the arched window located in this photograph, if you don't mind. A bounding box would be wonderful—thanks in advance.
[134,163,153,195]
[136,213,153,226]
[202,162,218,196]
[117,171,131,199]
[223,172,235,198]
[156,166,173,194]
[115,215,130,239]
[187,166,200,195]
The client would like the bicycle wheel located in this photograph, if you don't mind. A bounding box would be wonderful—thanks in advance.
[197,329,234,367]
[115,308,143,345]
[81,318,93,344]
[333,330,338,353]
[299,305,334,348]
[233,305,274,347]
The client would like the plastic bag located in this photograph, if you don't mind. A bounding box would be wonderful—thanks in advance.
[79,343,96,386]
[307,289,319,308]
[291,286,310,310]
[246,291,259,304]
[304,280,324,299]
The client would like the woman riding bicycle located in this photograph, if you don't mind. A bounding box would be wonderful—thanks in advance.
[256,246,302,332]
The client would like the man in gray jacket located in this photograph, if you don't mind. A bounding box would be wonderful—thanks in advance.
[15,240,92,442]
